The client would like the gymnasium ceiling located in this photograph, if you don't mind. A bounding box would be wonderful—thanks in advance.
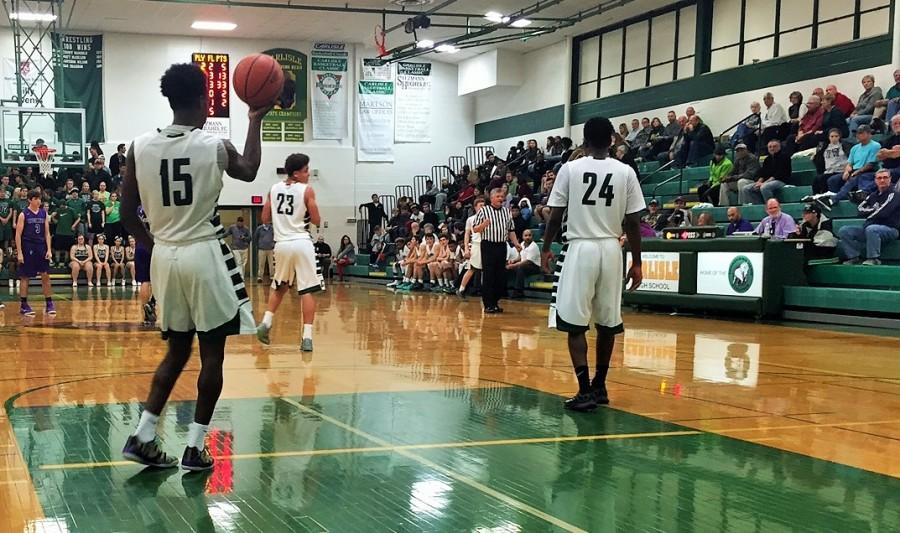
[6,0,679,62]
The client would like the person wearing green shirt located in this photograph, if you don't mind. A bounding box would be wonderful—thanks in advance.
[66,191,84,236]
[881,69,900,124]
[52,202,79,265]
[0,187,13,249]
[697,146,734,207]
[104,191,123,242]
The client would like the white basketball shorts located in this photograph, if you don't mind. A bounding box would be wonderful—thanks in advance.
[272,238,324,294]
[468,240,483,270]
[549,238,625,333]
[151,238,256,338]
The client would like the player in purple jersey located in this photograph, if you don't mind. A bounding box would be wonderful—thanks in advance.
[15,189,55,316]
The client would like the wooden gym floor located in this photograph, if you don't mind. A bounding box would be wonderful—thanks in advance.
[1,283,899,531]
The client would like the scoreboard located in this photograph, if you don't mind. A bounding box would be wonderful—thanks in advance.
[192,53,229,117]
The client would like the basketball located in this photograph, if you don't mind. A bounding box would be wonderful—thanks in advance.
[233,53,284,107]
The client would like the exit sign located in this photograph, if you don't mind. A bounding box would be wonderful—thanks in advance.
[251,195,263,205]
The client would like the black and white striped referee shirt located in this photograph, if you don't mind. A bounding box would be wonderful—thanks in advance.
[474,205,514,243]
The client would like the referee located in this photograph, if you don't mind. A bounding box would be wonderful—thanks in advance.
[473,188,521,313]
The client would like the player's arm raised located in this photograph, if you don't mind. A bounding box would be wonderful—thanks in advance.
[305,186,322,227]
[223,105,271,182]
[121,143,153,250]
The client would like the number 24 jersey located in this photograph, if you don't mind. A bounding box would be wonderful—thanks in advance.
[547,156,646,241]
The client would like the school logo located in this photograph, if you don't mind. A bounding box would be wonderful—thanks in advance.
[315,73,342,99]
[728,255,754,293]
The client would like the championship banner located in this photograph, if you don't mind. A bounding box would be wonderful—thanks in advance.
[192,52,230,139]
[361,58,391,81]
[626,251,680,293]
[357,80,394,162]
[310,43,348,140]
[395,62,431,143]
[53,33,104,141]
[262,48,308,142]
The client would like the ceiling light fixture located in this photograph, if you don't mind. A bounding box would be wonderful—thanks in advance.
[416,39,435,49]
[484,11,510,24]
[191,21,237,31]
[435,44,459,53]
[9,12,57,22]
[510,19,532,28]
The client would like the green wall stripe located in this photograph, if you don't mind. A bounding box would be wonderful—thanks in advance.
[571,35,892,125]
[474,105,565,144]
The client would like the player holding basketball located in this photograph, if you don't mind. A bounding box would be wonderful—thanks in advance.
[120,63,268,471]
[256,153,322,351]
[541,117,645,412]
[15,189,55,316]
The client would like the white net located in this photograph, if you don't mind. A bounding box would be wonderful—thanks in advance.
[33,147,56,177]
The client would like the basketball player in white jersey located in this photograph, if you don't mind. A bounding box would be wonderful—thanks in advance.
[120,63,269,470]
[256,153,322,351]
[541,117,645,412]
[457,196,485,298]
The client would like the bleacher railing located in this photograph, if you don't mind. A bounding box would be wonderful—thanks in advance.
[412,175,430,202]
[380,194,396,218]
[431,165,454,185]
[465,145,494,169]
[651,166,685,200]
[719,112,763,153]
[395,184,414,200]
[640,158,677,186]
[448,156,467,175]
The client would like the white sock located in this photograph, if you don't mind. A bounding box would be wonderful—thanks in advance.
[133,411,159,443]
[303,324,313,339]
[403,277,410,283]
[262,310,274,328]
[417,278,423,284]
[187,422,209,450]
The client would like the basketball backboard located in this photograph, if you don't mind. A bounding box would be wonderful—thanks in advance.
[0,106,86,167]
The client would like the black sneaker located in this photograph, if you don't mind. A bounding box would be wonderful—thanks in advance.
[593,385,610,405]
[850,190,868,204]
[800,195,815,203]
[122,435,179,468]
[142,303,153,324]
[815,196,834,211]
[564,392,598,412]
[181,446,215,472]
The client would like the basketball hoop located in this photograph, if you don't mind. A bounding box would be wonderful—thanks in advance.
[32,145,56,177]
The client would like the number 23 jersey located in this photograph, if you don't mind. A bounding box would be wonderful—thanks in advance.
[132,124,227,245]
[547,156,646,241]
[269,180,311,242]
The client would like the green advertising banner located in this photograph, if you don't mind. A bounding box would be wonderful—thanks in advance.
[262,48,307,142]
[53,33,104,142]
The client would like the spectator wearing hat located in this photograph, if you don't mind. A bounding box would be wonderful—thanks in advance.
[725,207,753,235]
[697,146,733,206]
[792,203,837,260]
[753,199,797,239]
[821,124,881,209]
[642,199,666,232]
[740,140,793,205]
[838,170,900,265]
[666,197,693,227]
[723,143,760,206]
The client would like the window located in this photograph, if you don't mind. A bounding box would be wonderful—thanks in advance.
[573,2,698,103]
[711,0,891,72]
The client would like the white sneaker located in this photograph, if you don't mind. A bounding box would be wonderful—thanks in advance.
[88,282,94,288]
[107,281,113,287]
[7,279,12,288]
[72,282,78,287]
[132,280,138,286]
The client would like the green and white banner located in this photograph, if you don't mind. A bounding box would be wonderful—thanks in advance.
[395,62,431,143]
[53,33,104,142]
[310,42,349,140]
[262,48,307,142]
[357,80,394,162]
[361,58,391,81]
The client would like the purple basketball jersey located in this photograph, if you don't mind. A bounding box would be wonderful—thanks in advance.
[22,207,47,243]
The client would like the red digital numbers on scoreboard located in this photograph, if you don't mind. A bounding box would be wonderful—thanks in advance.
[192,53,230,119]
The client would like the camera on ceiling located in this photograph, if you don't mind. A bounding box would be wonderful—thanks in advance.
[404,14,431,33]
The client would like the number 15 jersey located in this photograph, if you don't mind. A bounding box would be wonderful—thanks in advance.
[132,125,227,245]
[269,180,311,242]
[547,156,646,241]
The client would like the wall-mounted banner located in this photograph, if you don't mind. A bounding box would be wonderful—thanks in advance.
[357,80,394,162]
[697,252,764,298]
[53,33,104,141]
[626,251,680,293]
[310,42,348,140]
[262,48,307,142]
[3,58,48,107]
[395,62,431,143]
[192,52,230,139]
[361,58,391,81]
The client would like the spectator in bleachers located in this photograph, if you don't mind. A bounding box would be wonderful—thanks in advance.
[409,204,424,224]
[824,85,854,119]
[387,206,410,241]
[726,207,753,235]
[784,94,824,154]
[788,90,804,123]
[515,176,533,205]
[523,139,544,180]
[753,199,797,239]
[876,114,900,184]
[677,115,715,167]
[507,228,541,299]
[369,226,387,268]
[697,146,733,206]
[334,235,355,282]
[360,194,387,239]
[421,202,439,228]
[644,110,681,159]
[731,102,761,151]
[658,115,689,165]
[419,180,440,207]
[696,212,714,226]
[818,93,850,141]
[810,129,850,195]
[618,123,630,140]
[722,143,760,206]
[847,74,883,136]
[667,197,693,227]
[633,117,653,148]
[838,170,900,265]
[511,205,528,241]
[642,199,666,232]
[875,69,900,125]
[86,158,111,192]
[51,197,78,266]
[314,235,333,282]
[812,87,825,99]
[792,203,837,260]
[761,92,790,145]
[685,106,696,120]
[504,169,518,198]
[506,142,525,166]
[517,197,533,222]
[615,144,640,176]
[477,151,499,182]
[740,140,792,204]
[637,117,664,159]
[625,119,640,144]
[821,124,881,209]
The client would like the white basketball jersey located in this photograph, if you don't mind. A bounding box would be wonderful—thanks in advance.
[548,156,645,240]
[269,180,311,241]
[132,125,227,245]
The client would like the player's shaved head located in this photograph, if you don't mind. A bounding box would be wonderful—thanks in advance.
[583,116,614,150]
[160,63,206,112]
